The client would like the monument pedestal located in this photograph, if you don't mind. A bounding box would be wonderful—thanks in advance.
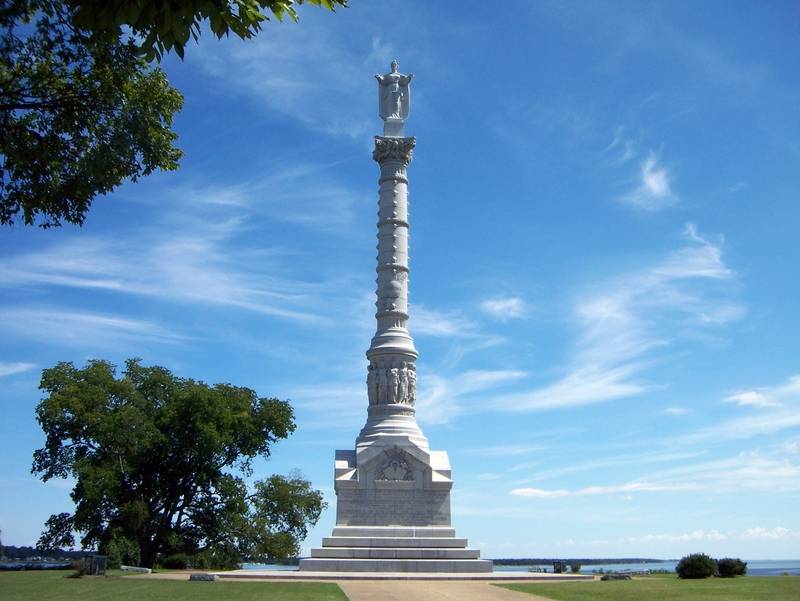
[300,438,490,572]
[301,63,491,573]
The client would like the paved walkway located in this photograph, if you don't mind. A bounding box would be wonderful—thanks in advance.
[338,580,550,601]
[130,571,575,600]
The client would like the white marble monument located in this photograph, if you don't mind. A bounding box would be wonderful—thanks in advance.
[300,63,491,573]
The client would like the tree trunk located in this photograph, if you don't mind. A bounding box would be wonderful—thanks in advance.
[139,538,157,569]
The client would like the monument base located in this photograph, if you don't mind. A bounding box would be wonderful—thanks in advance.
[300,526,492,573]
[302,437,491,573]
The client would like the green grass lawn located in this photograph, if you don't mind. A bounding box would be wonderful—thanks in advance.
[0,570,348,601]
[498,574,800,601]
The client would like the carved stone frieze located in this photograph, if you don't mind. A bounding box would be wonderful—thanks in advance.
[366,359,417,406]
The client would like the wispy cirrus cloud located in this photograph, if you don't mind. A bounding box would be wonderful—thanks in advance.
[511,451,800,499]
[0,218,325,325]
[0,308,187,348]
[417,369,527,424]
[618,152,677,211]
[724,375,800,409]
[0,362,36,377]
[489,223,742,413]
[479,296,529,321]
[192,18,394,139]
[412,305,477,337]
[678,374,800,445]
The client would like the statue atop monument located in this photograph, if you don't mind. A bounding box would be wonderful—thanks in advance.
[375,60,412,137]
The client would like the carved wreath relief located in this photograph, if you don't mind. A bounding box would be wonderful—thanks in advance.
[375,446,414,481]
[367,360,416,406]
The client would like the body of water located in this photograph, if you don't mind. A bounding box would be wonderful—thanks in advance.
[241,559,800,576]
[499,560,800,576]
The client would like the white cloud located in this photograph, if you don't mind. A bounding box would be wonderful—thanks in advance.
[416,369,527,424]
[412,305,476,337]
[462,444,545,458]
[664,407,689,415]
[742,527,800,540]
[511,487,570,499]
[0,362,36,377]
[602,127,638,164]
[511,451,800,499]
[587,530,728,545]
[479,297,529,321]
[489,224,742,413]
[511,450,705,483]
[725,391,778,408]
[724,375,800,409]
[0,215,326,326]
[681,374,800,444]
[191,22,392,140]
[619,152,678,211]
[0,308,187,348]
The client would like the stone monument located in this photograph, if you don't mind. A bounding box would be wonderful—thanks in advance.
[299,63,491,573]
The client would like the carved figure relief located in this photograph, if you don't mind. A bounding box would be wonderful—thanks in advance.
[377,367,388,402]
[375,446,414,481]
[407,368,416,404]
[388,367,400,403]
[398,361,409,404]
[367,360,417,406]
[366,364,378,405]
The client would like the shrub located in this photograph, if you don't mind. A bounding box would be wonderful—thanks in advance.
[570,562,582,573]
[102,535,140,569]
[676,553,717,579]
[717,557,747,577]
[160,553,190,569]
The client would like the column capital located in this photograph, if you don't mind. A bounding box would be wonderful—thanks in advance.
[373,136,416,165]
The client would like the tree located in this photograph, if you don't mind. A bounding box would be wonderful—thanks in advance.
[1,0,346,227]
[32,358,325,568]
[67,1,348,61]
[36,512,75,553]
[1,2,183,227]
[676,553,717,579]
[717,557,747,577]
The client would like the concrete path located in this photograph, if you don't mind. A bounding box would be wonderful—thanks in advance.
[338,580,551,601]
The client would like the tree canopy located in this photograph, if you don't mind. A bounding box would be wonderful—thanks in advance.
[1,0,346,227]
[1,2,183,227]
[68,0,348,61]
[32,358,325,568]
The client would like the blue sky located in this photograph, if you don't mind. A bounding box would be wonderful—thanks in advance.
[2,1,800,560]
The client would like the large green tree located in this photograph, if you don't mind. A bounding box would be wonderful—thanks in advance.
[1,0,346,227]
[32,358,325,568]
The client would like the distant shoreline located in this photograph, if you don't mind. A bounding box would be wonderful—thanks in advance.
[491,558,671,565]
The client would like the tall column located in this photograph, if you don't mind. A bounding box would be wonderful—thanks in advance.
[357,137,427,449]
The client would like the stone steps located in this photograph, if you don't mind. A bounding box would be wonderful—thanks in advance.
[311,547,481,559]
[303,528,493,573]
[298,558,493,573]
[322,536,469,548]
[332,526,457,538]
